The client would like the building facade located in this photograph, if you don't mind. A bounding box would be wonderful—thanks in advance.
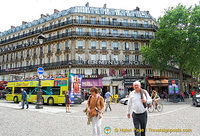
[0,4,180,96]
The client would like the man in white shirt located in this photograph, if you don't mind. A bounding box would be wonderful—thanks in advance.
[127,81,152,136]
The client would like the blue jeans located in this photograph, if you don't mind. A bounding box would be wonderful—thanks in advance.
[22,99,29,109]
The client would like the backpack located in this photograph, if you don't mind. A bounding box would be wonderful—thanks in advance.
[140,89,152,108]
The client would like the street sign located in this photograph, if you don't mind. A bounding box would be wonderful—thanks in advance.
[37,67,44,75]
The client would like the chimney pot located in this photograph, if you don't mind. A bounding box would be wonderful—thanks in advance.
[103,4,107,8]
[85,2,89,7]
[54,9,59,13]
[41,14,46,18]
[22,21,27,25]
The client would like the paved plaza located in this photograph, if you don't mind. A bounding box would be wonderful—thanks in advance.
[0,99,199,136]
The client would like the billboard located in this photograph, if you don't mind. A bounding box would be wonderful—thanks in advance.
[69,73,82,95]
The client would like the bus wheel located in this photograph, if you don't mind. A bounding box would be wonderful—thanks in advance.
[13,96,18,103]
[47,98,54,106]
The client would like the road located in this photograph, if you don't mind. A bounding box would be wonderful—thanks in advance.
[0,99,199,136]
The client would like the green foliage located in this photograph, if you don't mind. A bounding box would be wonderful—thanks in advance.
[141,4,200,73]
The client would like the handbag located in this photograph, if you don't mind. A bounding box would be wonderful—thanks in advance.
[140,89,152,108]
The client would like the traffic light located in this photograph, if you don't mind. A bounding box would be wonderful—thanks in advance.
[172,80,175,84]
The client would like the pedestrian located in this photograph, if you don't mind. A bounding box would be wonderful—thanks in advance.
[105,90,112,112]
[86,87,104,136]
[127,81,152,136]
[21,88,29,109]
[65,91,71,112]
[180,91,184,102]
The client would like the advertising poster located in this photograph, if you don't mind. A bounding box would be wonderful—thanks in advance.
[69,73,82,96]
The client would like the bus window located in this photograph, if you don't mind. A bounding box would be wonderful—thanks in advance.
[52,87,60,95]
[14,87,21,94]
[6,87,12,94]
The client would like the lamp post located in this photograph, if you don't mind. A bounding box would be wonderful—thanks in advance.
[69,62,72,74]
[36,33,45,109]
[24,67,26,80]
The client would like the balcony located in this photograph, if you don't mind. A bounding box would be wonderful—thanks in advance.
[78,46,83,49]
[102,47,107,50]
[114,47,118,50]
[91,46,96,50]
[0,60,146,75]
[0,19,158,45]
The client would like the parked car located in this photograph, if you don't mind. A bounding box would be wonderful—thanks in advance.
[0,90,6,99]
[192,93,200,107]
[120,97,129,105]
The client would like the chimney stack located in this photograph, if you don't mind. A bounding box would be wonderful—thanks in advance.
[41,14,46,18]
[135,7,140,11]
[11,26,15,29]
[103,4,107,8]
[85,2,89,7]
[22,21,27,25]
[54,9,59,13]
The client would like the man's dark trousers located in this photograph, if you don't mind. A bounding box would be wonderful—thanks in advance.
[132,111,147,136]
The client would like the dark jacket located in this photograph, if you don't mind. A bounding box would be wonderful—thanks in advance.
[22,91,27,100]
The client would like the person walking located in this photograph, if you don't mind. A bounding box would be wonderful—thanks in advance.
[105,90,112,112]
[65,91,71,112]
[21,88,29,109]
[86,87,104,136]
[127,81,152,136]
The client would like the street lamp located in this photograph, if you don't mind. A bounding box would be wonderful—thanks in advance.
[69,62,72,74]
[24,67,26,80]
[36,33,45,109]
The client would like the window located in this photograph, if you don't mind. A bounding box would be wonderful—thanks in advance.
[66,54,69,61]
[57,43,61,51]
[124,30,128,36]
[78,16,83,23]
[134,69,140,75]
[145,32,149,38]
[134,43,139,50]
[124,42,129,50]
[6,87,12,94]
[102,41,106,49]
[123,19,128,26]
[102,29,106,35]
[113,55,118,62]
[133,20,137,27]
[27,50,29,57]
[91,54,96,61]
[78,28,83,35]
[65,41,69,50]
[113,19,117,26]
[102,55,107,61]
[113,42,118,50]
[57,56,60,62]
[101,18,106,25]
[91,29,96,36]
[134,31,138,38]
[91,41,96,49]
[144,21,148,27]
[78,41,83,49]
[125,55,129,62]
[113,30,118,36]
[91,17,96,24]
[48,45,52,52]
[135,55,139,61]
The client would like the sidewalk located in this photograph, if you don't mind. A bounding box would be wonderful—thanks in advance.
[159,98,192,105]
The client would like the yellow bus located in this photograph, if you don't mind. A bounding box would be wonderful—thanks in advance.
[6,75,82,105]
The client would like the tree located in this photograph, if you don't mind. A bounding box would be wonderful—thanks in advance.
[141,4,200,93]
